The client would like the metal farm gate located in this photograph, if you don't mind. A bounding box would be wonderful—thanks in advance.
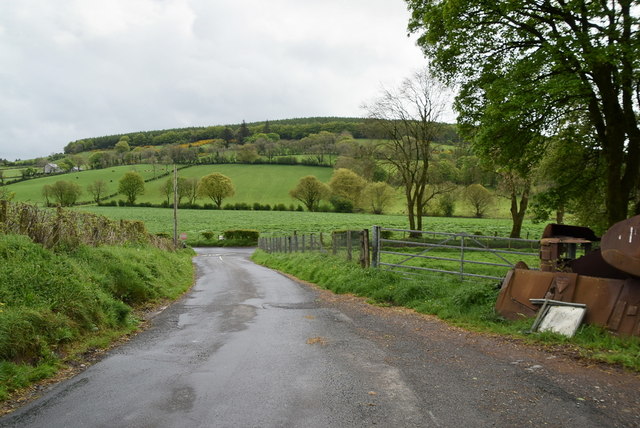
[371,226,540,281]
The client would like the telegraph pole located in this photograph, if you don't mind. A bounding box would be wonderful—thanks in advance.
[173,164,178,248]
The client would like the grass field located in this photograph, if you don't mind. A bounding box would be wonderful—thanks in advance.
[5,164,167,204]
[126,164,334,206]
[0,168,24,179]
[5,163,521,217]
[5,164,336,207]
[75,206,547,241]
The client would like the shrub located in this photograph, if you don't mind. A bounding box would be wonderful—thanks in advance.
[223,229,259,241]
[252,203,271,211]
[201,230,215,240]
[330,196,353,213]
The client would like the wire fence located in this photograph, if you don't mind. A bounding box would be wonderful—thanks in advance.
[258,229,371,267]
[258,225,541,281]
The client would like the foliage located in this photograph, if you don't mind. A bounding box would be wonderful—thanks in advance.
[289,175,330,212]
[464,184,493,218]
[197,173,235,209]
[223,229,259,241]
[118,171,145,205]
[160,176,190,206]
[0,187,15,202]
[435,191,456,217]
[406,0,640,226]
[0,233,194,399]
[42,180,82,207]
[236,144,259,163]
[86,179,107,203]
[362,181,397,214]
[201,230,215,240]
[328,168,367,210]
[1,202,172,250]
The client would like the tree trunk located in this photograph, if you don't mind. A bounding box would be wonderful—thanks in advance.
[509,181,530,239]
[555,205,565,224]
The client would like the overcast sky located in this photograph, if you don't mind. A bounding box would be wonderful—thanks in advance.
[0,0,441,161]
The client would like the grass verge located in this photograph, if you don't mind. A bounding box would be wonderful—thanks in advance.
[251,250,640,372]
[0,234,195,401]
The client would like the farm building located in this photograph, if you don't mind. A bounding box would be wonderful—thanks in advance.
[43,163,62,174]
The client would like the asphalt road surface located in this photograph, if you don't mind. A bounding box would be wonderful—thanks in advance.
[1,247,639,427]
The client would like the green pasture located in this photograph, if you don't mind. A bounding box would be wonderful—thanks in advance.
[0,168,24,179]
[74,206,547,242]
[127,164,334,206]
[6,161,520,218]
[5,164,168,204]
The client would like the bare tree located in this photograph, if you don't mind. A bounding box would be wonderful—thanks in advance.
[364,68,449,234]
[87,180,108,204]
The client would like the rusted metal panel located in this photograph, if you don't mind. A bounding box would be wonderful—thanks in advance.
[496,269,554,320]
[496,214,640,336]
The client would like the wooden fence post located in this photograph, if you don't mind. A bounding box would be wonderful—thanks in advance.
[359,229,370,268]
[346,230,352,261]
[371,226,380,268]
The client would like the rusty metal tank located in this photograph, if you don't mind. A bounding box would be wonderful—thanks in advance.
[496,215,640,336]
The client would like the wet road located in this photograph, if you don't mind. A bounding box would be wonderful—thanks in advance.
[1,247,639,427]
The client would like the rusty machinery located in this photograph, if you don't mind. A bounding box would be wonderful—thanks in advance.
[496,215,640,336]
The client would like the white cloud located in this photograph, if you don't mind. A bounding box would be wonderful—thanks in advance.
[0,0,443,161]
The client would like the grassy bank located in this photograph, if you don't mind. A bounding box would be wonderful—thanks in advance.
[0,234,194,400]
[252,250,640,372]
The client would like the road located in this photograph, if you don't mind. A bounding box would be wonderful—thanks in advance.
[1,247,639,427]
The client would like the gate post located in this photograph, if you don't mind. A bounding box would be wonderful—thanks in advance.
[460,233,465,279]
[360,228,370,268]
[371,226,380,268]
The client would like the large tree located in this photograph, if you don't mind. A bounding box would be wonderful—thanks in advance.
[406,0,640,227]
[197,173,235,209]
[289,175,329,212]
[118,171,145,205]
[44,181,82,207]
[364,68,448,233]
[328,168,367,211]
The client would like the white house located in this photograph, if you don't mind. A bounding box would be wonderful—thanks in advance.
[43,163,62,174]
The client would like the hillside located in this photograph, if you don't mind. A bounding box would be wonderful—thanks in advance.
[5,164,336,208]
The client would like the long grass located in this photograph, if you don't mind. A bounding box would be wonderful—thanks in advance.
[0,234,194,400]
[252,250,640,372]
